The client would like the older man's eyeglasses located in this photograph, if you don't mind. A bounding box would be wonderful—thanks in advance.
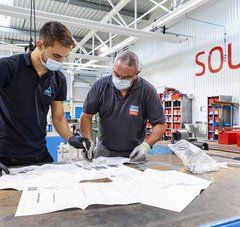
[112,71,138,80]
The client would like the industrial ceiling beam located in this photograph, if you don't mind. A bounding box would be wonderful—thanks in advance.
[0,44,111,61]
[0,26,30,37]
[0,26,101,48]
[153,0,211,28]
[106,0,127,27]
[84,0,211,66]
[0,4,184,43]
[87,0,172,55]
[69,52,111,61]
[73,0,132,53]
[54,0,147,19]
[0,44,24,53]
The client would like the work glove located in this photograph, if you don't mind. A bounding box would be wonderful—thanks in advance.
[129,142,150,162]
[82,140,95,161]
[68,135,95,161]
[68,135,90,150]
[0,162,10,177]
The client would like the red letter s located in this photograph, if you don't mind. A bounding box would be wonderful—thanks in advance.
[195,51,206,76]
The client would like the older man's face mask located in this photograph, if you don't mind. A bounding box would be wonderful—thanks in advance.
[112,63,139,90]
[112,74,134,90]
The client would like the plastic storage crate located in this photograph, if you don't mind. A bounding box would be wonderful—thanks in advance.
[237,133,240,147]
[218,131,238,144]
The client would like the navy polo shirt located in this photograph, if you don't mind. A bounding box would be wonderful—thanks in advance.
[0,53,67,159]
[83,75,166,154]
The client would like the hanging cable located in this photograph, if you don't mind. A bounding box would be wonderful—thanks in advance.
[33,0,36,46]
[29,0,32,40]
[25,0,36,52]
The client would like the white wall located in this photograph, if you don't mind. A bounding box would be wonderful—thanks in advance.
[62,72,91,118]
[130,0,240,124]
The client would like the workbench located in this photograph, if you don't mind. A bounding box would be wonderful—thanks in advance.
[0,150,240,226]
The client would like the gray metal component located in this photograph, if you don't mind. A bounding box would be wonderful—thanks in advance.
[191,141,209,150]
[180,97,192,125]
[175,129,190,140]
[218,95,232,102]
[184,123,198,138]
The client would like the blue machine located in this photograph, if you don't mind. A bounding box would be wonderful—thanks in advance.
[211,102,239,141]
[46,136,66,162]
[75,106,83,118]
[64,112,71,120]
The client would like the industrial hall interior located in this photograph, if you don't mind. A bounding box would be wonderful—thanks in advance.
[0,0,240,226]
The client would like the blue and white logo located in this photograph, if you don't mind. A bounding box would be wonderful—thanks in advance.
[129,105,139,116]
[44,87,52,97]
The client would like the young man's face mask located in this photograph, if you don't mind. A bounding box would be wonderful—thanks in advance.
[40,49,63,71]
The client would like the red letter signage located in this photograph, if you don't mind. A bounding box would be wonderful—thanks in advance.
[228,43,240,69]
[195,51,206,76]
[208,46,224,73]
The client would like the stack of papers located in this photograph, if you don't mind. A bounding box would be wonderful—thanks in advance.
[0,157,211,216]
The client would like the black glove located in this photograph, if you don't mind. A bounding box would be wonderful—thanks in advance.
[68,135,91,150]
[0,162,10,177]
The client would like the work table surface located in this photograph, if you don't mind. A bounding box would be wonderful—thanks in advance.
[0,150,240,227]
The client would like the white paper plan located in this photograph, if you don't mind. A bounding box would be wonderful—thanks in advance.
[137,169,211,212]
[0,157,141,190]
[15,182,139,217]
[15,168,211,216]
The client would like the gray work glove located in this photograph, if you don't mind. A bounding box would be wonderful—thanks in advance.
[82,140,95,161]
[129,142,150,162]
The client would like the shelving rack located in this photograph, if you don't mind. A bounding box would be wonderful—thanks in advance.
[207,96,234,141]
[163,96,192,140]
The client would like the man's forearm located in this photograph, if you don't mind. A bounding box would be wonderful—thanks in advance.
[80,114,93,141]
[146,123,166,147]
[52,117,72,141]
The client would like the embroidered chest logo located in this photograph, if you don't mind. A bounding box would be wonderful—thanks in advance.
[129,105,139,116]
[44,86,53,97]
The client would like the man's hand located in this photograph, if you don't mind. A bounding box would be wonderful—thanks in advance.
[68,135,90,150]
[129,142,150,162]
[83,140,95,161]
[68,135,95,161]
[0,162,10,177]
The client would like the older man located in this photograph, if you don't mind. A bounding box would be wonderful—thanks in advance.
[80,51,166,162]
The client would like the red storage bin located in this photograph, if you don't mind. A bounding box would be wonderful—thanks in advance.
[208,116,213,122]
[237,133,240,147]
[218,131,238,144]
[171,93,182,100]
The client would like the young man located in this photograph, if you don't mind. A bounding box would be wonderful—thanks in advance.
[80,51,166,162]
[0,21,91,167]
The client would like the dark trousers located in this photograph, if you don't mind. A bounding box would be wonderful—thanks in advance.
[0,152,53,167]
[95,142,131,158]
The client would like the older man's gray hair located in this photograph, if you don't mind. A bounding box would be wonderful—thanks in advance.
[114,51,141,71]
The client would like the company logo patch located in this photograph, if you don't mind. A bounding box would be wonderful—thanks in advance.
[44,87,52,97]
[129,105,139,116]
